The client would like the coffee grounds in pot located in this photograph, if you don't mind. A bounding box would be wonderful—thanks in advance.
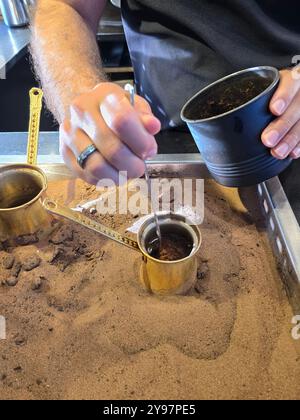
[190,75,273,120]
[147,232,193,261]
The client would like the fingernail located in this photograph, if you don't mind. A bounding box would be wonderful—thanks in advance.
[118,172,128,186]
[275,142,289,158]
[263,130,279,147]
[101,94,125,114]
[100,95,124,126]
[272,99,286,115]
[145,148,157,160]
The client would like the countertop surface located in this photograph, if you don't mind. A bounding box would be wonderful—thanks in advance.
[0,19,30,75]
[0,130,198,162]
[0,132,61,164]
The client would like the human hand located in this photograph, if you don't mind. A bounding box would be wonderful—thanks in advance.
[60,83,161,185]
[262,68,300,160]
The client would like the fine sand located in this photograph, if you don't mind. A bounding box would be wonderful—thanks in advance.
[0,178,299,400]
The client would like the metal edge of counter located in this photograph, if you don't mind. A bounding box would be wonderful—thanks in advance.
[259,178,300,314]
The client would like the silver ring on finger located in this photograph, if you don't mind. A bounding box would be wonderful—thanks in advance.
[77,144,98,169]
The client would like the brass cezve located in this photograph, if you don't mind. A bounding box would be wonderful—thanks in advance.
[0,88,53,242]
[43,200,202,296]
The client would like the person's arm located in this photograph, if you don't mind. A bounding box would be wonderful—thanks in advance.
[31,0,107,121]
[31,0,160,185]
[262,68,300,160]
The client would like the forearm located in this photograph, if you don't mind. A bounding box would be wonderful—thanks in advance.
[30,0,107,123]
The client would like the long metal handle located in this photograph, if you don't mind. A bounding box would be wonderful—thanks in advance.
[43,199,141,253]
[27,88,43,166]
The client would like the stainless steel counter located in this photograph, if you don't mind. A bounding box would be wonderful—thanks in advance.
[0,19,30,75]
[0,131,61,164]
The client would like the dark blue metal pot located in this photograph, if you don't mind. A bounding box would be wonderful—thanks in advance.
[181,67,292,187]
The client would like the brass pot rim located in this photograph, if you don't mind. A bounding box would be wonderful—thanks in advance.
[0,163,48,213]
[137,212,202,265]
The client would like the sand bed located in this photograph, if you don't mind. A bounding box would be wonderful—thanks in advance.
[0,178,299,400]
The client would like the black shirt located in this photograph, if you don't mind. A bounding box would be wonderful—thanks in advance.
[121,0,300,128]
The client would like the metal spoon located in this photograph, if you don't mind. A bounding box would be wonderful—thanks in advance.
[125,84,162,253]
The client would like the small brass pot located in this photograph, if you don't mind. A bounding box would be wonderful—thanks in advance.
[42,201,202,296]
[138,213,202,295]
[0,164,52,242]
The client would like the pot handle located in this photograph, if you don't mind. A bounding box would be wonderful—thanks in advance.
[27,88,43,166]
[43,198,141,253]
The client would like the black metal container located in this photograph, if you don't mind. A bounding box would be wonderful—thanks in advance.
[181,67,292,187]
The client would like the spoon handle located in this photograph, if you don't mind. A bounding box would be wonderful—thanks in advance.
[27,88,43,166]
[43,199,140,253]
